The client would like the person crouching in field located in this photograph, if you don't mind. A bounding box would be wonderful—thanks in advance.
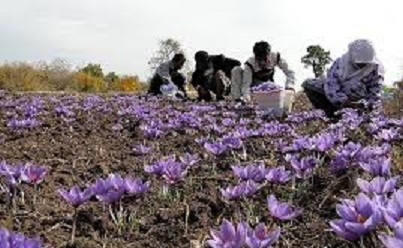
[302,39,384,117]
[148,53,188,98]
[231,41,296,103]
[191,51,241,101]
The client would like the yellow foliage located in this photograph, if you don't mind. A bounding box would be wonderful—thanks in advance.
[73,72,106,92]
[0,60,145,93]
[109,76,146,92]
[0,62,48,91]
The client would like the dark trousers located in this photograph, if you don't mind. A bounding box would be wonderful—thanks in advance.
[197,70,230,102]
[302,80,339,118]
[148,73,187,97]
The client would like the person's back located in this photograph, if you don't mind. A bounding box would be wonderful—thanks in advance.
[302,39,384,117]
[148,54,187,97]
[191,51,240,101]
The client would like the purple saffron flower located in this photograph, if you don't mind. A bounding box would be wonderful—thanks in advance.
[286,136,309,152]
[204,142,227,156]
[376,128,401,142]
[232,163,267,183]
[383,189,403,228]
[379,222,403,248]
[179,153,200,167]
[0,228,44,248]
[145,156,176,176]
[251,82,282,92]
[357,144,391,162]
[267,194,303,221]
[245,224,281,248]
[265,166,292,184]
[359,157,391,176]
[221,134,243,150]
[124,177,150,196]
[329,155,349,173]
[132,144,152,155]
[221,181,260,200]
[357,177,399,195]
[58,186,94,207]
[162,162,187,185]
[20,164,48,184]
[339,142,362,159]
[0,162,25,187]
[330,193,382,241]
[222,118,235,127]
[140,124,164,138]
[92,174,126,204]
[195,137,210,145]
[289,156,317,179]
[308,132,336,152]
[207,219,248,248]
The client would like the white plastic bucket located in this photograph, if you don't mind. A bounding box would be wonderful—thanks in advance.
[252,90,294,117]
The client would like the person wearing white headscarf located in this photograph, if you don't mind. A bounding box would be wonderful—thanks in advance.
[302,39,384,117]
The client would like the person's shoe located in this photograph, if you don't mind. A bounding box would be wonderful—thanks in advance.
[216,96,226,101]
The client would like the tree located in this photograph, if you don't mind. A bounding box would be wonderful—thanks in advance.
[147,38,193,80]
[80,63,104,78]
[301,45,332,78]
[104,72,119,84]
[148,39,183,71]
[73,72,105,92]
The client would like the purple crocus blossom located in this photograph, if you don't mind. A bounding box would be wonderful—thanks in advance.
[92,174,126,204]
[339,142,362,159]
[359,157,391,176]
[0,228,44,248]
[124,177,150,196]
[7,118,41,130]
[245,224,281,248]
[251,82,282,92]
[0,162,24,186]
[265,166,292,184]
[179,153,200,167]
[382,189,403,228]
[329,154,350,173]
[357,177,399,195]
[289,156,317,179]
[330,193,382,241]
[132,144,152,155]
[204,142,227,156]
[58,186,94,207]
[221,181,260,200]
[308,132,336,152]
[221,135,243,150]
[20,164,48,185]
[286,110,327,123]
[207,220,248,248]
[144,156,176,176]
[232,163,267,183]
[267,194,303,221]
[222,118,235,127]
[379,222,403,248]
[376,128,401,142]
[162,161,187,185]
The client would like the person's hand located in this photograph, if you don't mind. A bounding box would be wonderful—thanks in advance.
[285,87,295,92]
[343,101,364,109]
[197,86,209,98]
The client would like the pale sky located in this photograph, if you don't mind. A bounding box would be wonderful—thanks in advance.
[1,0,402,88]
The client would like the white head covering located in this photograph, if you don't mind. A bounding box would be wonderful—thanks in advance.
[338,39,384,81]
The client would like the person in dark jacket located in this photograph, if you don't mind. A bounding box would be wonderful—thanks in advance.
[148,53,187,97]
[191,51,241,101]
